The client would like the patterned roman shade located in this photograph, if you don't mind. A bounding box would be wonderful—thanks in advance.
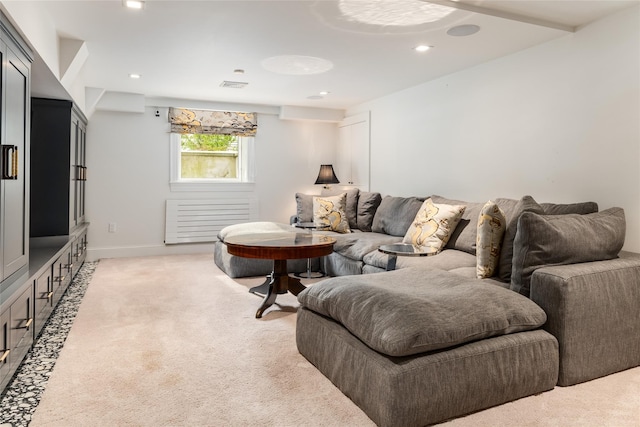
[168,107,257,136]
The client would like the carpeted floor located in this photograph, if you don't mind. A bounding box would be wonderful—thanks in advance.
[3,254,639,426]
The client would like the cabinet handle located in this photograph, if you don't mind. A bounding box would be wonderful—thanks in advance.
[47,291,54,300]
[18,318,33,331]
[0,349,9,363]
[1,145,18,180]
[64,263,74,270]
[54,275,66,283]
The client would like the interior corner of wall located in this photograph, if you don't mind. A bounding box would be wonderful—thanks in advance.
[95,91,146,114]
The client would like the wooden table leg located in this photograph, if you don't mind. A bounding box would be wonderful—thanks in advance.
[255,259,306,318]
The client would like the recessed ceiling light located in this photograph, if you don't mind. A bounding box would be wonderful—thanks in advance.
[129,73,141,79]
[414,45,431,53]
[447,24,481,37]
[124,0,144,9]
[319,91,330,96]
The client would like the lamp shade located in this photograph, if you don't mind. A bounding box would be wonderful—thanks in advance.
[314,164,340,185]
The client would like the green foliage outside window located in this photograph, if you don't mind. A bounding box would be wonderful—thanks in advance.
[180,133,238,152]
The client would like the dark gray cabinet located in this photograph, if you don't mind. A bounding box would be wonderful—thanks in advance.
[0,19,31,283]
[30,98,88,237]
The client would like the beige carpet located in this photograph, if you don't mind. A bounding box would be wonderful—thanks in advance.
[30,254,639,427]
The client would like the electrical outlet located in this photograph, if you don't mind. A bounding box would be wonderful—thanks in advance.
[108,223,117,233]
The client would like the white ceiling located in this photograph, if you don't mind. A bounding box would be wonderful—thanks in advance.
[20,0,640,110]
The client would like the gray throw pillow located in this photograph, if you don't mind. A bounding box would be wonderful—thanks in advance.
[295,192,318,223]
[321,187,359,230]
[495,195,544,282]
[540,201,598,215]
[357,191,382,231]
[371,196,425,237]
[510,207,625,296]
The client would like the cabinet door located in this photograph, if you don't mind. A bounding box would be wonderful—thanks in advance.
[69,117,78,230]
[337,112,370,191]
[1,45,30,280]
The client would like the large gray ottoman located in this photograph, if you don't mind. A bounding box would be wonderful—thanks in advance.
[296,268,559,426]
[214,221,317,278]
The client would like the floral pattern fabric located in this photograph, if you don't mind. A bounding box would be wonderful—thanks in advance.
[402,198,466,252]
[168,107,257,136]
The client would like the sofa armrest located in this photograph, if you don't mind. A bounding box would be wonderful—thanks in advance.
[530,251,640,386]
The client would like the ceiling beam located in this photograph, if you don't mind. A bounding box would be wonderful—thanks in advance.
[424,0,576,32]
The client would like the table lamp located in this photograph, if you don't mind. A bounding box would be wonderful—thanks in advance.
[314,164,340,189]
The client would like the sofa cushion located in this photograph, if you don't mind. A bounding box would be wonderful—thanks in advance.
[372,196,425,237]
[364,248,477,271]
[511,207,626,296]
[298,268,547,357]
[540,201,598,215]
[430,195,486,255]
[495,195,544,282]
[402,198,466,253]
[357,191,382,232]
[476,201,507,279]
[313,193,351,233]
[331,232,400,262]
[321,187,359,230]
[295,193,318,223]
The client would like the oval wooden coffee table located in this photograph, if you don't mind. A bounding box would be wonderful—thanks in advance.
[224,231,336,318]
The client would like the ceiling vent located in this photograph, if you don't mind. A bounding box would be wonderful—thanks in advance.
[220,80,248,89]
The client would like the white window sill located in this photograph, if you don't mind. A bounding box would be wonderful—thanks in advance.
[170,181,256,192]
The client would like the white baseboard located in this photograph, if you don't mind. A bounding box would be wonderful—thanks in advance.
[87,243,216,262]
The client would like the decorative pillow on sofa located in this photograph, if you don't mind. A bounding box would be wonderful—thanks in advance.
[431,195,486,255]
[295,192,318,223]
[510,207,625,296]
[357,191,382,232]
[321,188,359,230]
[540,201,598,215]
[402,198,466,252]
[495,195,544,282]
[372,196,425,237]
[313,193,351,233]
[476,201,506,279]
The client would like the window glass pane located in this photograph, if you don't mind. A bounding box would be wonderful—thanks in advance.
[180,134,239,179]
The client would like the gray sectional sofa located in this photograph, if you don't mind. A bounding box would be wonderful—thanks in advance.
[214,189,640,426]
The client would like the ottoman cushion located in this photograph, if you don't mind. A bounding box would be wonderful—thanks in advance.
[298,268,547,357]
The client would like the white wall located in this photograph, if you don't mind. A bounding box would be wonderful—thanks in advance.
[349,6,640,252]
[86,105,337,260]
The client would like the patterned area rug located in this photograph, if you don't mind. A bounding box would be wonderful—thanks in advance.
[0,261,98,427]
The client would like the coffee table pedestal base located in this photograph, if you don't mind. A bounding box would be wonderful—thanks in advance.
[249,259,305,318]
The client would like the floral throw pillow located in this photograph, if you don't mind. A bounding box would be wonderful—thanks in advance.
[402,198,466,252]
[476,201,507,279]
[313,193,351,233]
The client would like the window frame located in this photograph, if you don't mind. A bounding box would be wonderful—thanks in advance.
[169,133,256,192]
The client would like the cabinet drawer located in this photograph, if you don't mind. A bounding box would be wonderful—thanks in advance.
[0,308,10,387]
[34,267,53,337]
[9,285,34,374]
[72,231,87,274]
[52,247,73,305]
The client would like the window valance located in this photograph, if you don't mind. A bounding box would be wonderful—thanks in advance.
[168,107,257,136]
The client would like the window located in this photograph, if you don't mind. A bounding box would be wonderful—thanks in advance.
[170,133,255,191]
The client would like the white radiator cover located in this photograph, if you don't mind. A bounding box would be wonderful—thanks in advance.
[165,198,258,244]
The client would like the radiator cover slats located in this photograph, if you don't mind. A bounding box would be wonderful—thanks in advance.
[165,199,258,244]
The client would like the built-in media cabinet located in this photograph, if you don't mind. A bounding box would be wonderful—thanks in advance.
[0,11,90,394]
